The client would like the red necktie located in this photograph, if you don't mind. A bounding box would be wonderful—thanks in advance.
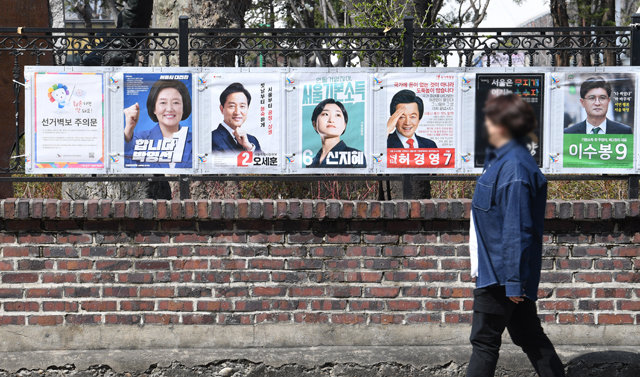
[406,139,414,148]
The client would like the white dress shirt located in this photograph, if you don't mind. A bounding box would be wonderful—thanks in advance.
[395,131,418,148]
[586,119,607,134]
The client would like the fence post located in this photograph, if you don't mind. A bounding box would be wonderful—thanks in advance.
[400,16,432,200]
[629,13,640,199]
[178,15,191,200]
[178,16,189,67]
[402,17,414,67]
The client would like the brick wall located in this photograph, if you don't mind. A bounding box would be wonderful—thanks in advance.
[0,198,638,328]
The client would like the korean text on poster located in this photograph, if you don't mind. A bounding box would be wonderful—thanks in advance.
[474,74,544,167]
[562,73,635,169]
[209,74,281,169]
[384,73,456,168]
[123,73,193,169]
[34,72,104,169]
[299,74,367,169]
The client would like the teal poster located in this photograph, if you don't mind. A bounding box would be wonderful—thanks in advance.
[299,73,367,169]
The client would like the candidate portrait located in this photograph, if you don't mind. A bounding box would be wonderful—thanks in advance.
[564,76,632,135]
[386,89,437,149]
[211,82,263,154]
[123,79,193,168]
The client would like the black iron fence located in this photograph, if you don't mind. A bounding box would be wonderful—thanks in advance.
[1,16,639,198]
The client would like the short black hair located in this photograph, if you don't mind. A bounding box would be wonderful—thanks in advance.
[580,76,611,98]
[311,98,349,135]
[220,82,251,107]
[483,94,537,139]
[146,80,191,122]
[389,89,424,119]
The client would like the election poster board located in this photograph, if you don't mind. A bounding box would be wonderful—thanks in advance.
[376,71,457,172]
[117,71,195,173]
[473,73,545,168]
[288,70,370,173]
[25,70,105,173]
[198,70,284,173]
[558,72,635,170]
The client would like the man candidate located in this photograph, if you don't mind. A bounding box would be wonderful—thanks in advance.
[564,76,632,134]
[386,89,437,148]
[467,94,564,377]
[211,82,263,153]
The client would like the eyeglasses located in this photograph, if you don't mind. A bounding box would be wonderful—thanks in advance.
[584,95,609,103]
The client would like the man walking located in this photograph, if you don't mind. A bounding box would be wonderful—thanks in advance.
[467,94,565,377]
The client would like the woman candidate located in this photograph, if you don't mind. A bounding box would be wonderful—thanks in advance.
[124,80,192,168]
[307,98,365,168]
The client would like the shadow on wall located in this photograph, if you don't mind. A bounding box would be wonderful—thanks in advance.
[566,351,640,377]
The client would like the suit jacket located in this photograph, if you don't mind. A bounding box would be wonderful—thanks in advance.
[387,131,437,149]
[211,124,263,153]
[308,140,366,168]
[564,119,632,134]
[124,124,192,168]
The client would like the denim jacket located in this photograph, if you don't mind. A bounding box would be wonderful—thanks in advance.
[471,139,547,301]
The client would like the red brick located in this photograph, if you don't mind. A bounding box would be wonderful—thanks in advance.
[575,272,612,283]
[310,300,347,310]
[252,287,287,297]
[120,300,156,311]
[598,314,633,325]
[26,288,62,298]
[144,314,180,324]
[331,313,366,324]
[3,302,40,311]
[0,316,26,325]
[197,301,232,312]
[556,288,592,298]
[58,260,93,270]
[81,301,118,312]
[2,273,38,283]
[28,315,63,326]
[617,300,640,311]
[157,300,193,311]
[558,313,595,324]
[387,300,421,311]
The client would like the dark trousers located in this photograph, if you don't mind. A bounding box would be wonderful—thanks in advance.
[466,286,565,377]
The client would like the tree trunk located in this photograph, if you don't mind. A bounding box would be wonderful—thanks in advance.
[550,0,571,66]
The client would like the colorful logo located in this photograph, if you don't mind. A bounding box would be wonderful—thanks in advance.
[109,77,118,85]
[462,77,472,85]
[285,155,295,163]
[373,77,382,85]
[109,155,120,163]
[460,153,471,163]
[286,77,295,85]
[198,155,207,163]
[198,77,207,85]
[47,83,69,108]
[549,154,559,163]
[551,76,560,85]
[372,155,382,163]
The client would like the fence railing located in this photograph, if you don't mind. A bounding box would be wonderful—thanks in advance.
[1,16,639,199]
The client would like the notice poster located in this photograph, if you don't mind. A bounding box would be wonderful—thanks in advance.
[474,74,544,167]
[299,73,367,169]
[33,72,104,169]
[383,73,456,169]
[208,73,281,169]
[561,73,635,169]
[123,73,193,169]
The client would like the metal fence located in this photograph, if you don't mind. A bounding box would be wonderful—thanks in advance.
[1,16,639,199]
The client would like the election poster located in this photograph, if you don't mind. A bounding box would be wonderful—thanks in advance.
[561,72,635,169]
[122,73,193,169]
[298,72,368,169]
[382,73,456,169]
[32,72,104,170]
[474,73,544,167]
[206,73,282,170]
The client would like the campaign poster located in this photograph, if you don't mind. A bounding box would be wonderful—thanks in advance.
[299,73,367,169]
[208,73,281,169]
[474,74,544,167]
[383,73,456,169]
[33,72,104,169]
[561,73,635,169]
[123,73,193,169]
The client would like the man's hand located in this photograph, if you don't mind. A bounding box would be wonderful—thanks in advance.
[234,128,253,151]
[124,103,140,142]
[386,108,404,134]
[509,296,525,304]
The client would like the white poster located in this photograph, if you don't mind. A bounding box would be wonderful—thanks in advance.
[206,72,282,170]
[33,72,104,169]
